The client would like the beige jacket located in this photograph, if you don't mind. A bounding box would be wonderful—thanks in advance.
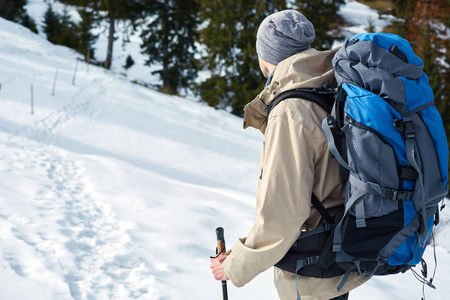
[222,48,368,299]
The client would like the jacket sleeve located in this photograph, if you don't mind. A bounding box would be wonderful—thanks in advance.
[223,110,319,287]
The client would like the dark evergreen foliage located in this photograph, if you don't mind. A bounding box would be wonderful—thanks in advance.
[294,0,345,50]
[43,4,80,50]
[391,0,415,17]
[56,8,80,49]
[196,0,286,116]
[20,13,38,33]
[0,0,27,22]
[0,0,37,33]
[124,54,134,70]
[43,3,97,61]
[42,3,62,44]
[76,7,98,61]
[140,0,199,95]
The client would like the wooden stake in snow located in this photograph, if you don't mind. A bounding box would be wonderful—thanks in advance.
[30,84,34,115]
[72,59,79,85]
[52,68,59,96]
[86,46,90,74]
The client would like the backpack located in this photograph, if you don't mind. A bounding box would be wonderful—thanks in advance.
[270,33,449,296]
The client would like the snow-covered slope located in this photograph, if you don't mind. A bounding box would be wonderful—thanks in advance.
[1,2,450,300]
[0,16,269,299]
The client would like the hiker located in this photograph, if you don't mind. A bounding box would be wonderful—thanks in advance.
[210,10,369,299]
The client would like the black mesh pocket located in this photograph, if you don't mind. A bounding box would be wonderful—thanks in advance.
[342,204,404,259]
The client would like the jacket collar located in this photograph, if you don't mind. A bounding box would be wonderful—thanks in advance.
[243,47,340,134]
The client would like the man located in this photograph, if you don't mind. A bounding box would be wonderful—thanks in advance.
[210,10,368,300]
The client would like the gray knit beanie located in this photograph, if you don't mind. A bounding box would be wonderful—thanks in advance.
[256,10,315,65]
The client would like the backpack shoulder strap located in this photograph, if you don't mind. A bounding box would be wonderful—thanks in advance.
[264,88,338,224]
[265,88,335,116]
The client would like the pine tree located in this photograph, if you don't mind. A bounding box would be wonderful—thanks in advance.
[56,7,80,49]
[63,0,144,69]
[140,0,199,95]
[43,4,80,50]
[197,0,286,116]
[20,13,38,33]
[42,3,62,44]
[294,0,345,50]
[76,7,98,61]
[124,54,134,70]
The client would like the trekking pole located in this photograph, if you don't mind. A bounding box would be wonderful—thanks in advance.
[215,227,228,300]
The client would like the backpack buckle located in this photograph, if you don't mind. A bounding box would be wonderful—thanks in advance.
[323,223,334,231]
[386,189,413,201]
[396,190,414,201]
[327,117,338,129]
[305,256,318,265]
[403,121,416,139]
[386,189,398,200]
[394,119,415,139]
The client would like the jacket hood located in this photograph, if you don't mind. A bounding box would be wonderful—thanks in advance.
[243,47,340,134]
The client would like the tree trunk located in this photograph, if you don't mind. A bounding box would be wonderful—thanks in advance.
[162,0,170,91]
[162,45,169,91]
[105,17,115,69]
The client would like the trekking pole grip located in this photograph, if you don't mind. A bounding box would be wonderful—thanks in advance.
[215,227,228,300]
[216,227,226,254]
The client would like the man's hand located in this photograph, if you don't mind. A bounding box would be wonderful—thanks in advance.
[210,253,230,281]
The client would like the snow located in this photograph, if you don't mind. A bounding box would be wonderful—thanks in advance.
[339,0,392,29]
[0,1,449,300]
[0,14,269,300]
[334,0,396,47]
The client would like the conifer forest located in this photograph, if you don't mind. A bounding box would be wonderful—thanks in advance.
[1,0,449,165]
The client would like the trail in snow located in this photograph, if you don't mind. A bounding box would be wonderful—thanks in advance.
[0,136,160,299]
[0,42,163,297]
[16,77,108,144]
